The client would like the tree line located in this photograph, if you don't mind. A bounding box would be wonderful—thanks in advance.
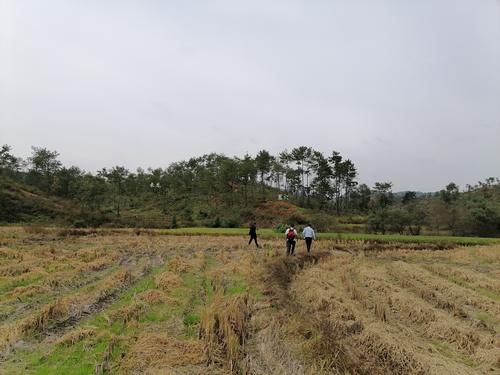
[366,180,500,237]
[1,144,499,236]
[0,145,365,221]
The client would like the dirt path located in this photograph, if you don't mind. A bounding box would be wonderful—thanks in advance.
[242,252,332,375]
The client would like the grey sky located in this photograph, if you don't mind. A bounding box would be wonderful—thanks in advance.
[1,0,499,192]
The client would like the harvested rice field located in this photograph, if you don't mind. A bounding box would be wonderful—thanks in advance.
[0,227,499,374]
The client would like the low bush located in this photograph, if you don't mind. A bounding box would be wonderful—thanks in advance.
[274,223,288,233]
[220,216,241,228]
[309,212,338,232]
[286,213,309,226]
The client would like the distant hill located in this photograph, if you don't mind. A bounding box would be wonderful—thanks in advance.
[0,176,76,223]
[0,175,313,229]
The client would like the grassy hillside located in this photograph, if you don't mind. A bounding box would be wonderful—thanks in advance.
[2,173,499,239]
[0,175,315,229]
[0,176,76,223]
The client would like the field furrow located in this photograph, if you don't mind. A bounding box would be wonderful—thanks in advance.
[0,228,499,374]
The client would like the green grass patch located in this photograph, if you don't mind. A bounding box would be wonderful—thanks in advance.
[431,339,454,358]
[3,335,115,375]
[476,287,500,302]
[159,227,500,246]
[36,337,108,375]
[2,251,256,373]
[430,339,477,368]
[161,227,265,236]
[183,312,200,326]
[0,274,44,294]
[225,279,248,295]
[4,266,166,373]
[476,311,500,332]
[140,305,174,324]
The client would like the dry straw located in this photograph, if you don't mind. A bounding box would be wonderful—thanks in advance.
[137,289,167,305]
[120,334,204,372]
[168,256,191,273]
[200,294,252,372]
[154,271,182,291]
[57,327,96,346]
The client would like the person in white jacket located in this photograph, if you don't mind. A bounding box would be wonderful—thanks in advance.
[302,224,316,253]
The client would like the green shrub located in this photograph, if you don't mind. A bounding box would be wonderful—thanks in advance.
[72,219,87,228]
[338,215,367,224]
[286,213,309,226]
[367,209,388,234]
[212,217,221,228]
[309,212,338,232]
[274,223,288,233]
[454,199,500,237]
[171,215,178,229]
[221,217,241,228]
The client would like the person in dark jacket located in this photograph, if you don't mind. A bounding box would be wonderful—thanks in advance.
[248,222,260,248]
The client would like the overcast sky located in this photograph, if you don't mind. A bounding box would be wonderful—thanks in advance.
[1,0,499,192]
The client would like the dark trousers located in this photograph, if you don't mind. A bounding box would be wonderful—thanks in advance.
[286,239,296,255]
[249,235,259,247]
[305,237,313,252]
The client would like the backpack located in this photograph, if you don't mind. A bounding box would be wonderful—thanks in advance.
[287,229,296,240]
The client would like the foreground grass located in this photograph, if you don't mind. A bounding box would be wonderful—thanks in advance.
[283,246,500,374]
[1,228,499,374]
[160,227,500,246]
[0,231,260,374]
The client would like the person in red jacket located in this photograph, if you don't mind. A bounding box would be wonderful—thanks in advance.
[285,224,298,256]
